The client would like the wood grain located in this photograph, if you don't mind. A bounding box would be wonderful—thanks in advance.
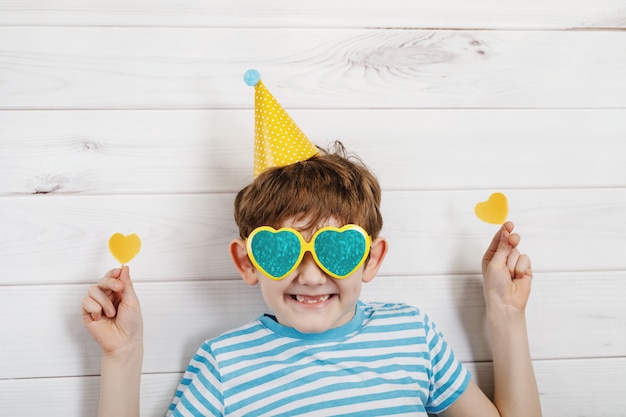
[1,271,623,380]
[0,358,624,416]
[1,189,624,285]
[0,0,624,29]
[1,109,625,196]
[1,28,626,109]
[2,3,625,415]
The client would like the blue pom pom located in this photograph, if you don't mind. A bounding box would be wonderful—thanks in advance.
[244,69,261,86]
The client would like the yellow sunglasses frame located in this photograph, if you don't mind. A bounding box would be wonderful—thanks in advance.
[246,224,371,280]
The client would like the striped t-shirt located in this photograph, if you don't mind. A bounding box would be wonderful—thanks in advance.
[167,301,470,416]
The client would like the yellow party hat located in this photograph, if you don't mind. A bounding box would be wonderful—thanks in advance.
[244,69,319,178]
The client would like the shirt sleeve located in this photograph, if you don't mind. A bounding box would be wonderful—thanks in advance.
[166,342,224,417]
[423,313,471,414]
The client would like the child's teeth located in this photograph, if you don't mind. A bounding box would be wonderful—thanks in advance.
[295,295,330,303]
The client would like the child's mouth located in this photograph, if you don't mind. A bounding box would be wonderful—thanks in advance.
[291,294,333,304]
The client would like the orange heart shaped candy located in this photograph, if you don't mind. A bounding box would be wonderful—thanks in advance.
[108,233,142,265]
[474,192,508,224]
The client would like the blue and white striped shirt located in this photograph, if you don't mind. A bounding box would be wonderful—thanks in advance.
[167,301,470,416]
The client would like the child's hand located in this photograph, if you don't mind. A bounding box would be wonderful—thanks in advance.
[481,221,533,313]
[82,266,143,356]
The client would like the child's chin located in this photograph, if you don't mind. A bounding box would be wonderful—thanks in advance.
[289,314,335,334]
[294,322,333,334]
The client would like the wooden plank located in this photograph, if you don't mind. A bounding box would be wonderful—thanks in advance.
[1,189,624,285]
[468,358,626,416]
[0,0,624,29]
[1,358,625,417]
[0,373,179,417]
[1,28,626,109]
[1,109,625,196]
[1,271,624,379]
[381,271,626,364]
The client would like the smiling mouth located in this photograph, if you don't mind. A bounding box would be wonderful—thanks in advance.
[291,294,333,304]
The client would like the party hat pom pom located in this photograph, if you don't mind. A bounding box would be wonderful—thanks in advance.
[244,69,261,86]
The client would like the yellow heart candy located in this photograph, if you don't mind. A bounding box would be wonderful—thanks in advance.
[475,192,509,224]
[108,233,142,265]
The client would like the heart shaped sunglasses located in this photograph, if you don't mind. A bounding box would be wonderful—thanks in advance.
[246,224,371,280]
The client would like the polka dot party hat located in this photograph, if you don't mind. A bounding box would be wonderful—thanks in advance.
[244,69,319,178]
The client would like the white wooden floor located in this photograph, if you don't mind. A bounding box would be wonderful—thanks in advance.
[1,2,625,416]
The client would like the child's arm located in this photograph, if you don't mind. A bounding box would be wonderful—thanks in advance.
[481,221,541,416]
[482,222,541,417]
[441,221,541,417]
[82,266,143,417]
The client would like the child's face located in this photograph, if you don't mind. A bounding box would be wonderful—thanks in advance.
[246,216,378,334]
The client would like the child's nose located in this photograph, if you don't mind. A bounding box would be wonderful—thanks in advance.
[297,252,327,285]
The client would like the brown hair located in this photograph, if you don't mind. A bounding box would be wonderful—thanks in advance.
[234,142,383,239]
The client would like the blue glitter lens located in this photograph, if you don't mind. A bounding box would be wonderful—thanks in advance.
[249,229,301,278]
[314,229,368,277]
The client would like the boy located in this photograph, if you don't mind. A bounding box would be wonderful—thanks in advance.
[82,73,541,416]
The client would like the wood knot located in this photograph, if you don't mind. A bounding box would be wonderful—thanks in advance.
[32,175,68,194]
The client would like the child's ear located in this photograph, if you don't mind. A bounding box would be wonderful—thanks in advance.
[362,236,388,283]
[229,238,258,285]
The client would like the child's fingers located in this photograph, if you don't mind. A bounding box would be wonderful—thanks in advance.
[490,228,514,269]
[482,222,515,270]
[104,268,122,279]
[82,295,104,322]
[87,278,123,317]
[506,247,521,276]
[117,266,140,307]
[98,276,124,293]
[118,266,133,293]
[514,254,533,280]
[508,232,521,249]
[482,226,505,272]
